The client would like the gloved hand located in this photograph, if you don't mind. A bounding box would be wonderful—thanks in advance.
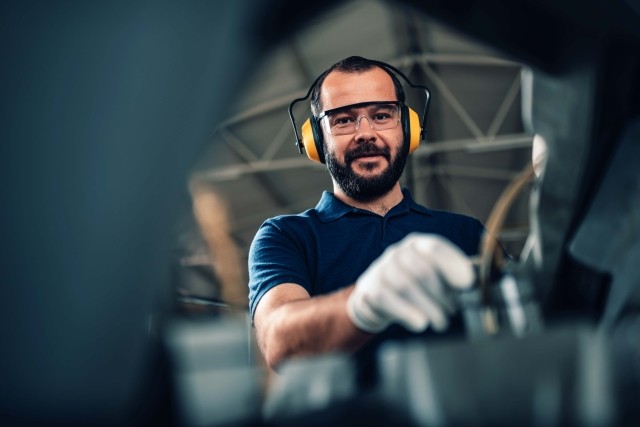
[347,233,475,333]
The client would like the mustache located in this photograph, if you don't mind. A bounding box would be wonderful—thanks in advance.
[344,143,391,164]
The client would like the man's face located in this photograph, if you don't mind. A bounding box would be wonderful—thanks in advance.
[319,68,408,202]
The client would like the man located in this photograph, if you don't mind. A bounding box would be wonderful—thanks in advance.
[249,56,484,370]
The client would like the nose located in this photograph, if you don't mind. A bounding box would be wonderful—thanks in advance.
[354,115,376,142]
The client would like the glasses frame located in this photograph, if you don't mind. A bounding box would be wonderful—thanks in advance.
[317,101,401,136]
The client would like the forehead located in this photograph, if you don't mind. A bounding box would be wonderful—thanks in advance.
[320,67,396,112]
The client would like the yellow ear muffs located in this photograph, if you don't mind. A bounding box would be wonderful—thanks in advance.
[301,117,325,163]
[407,107,421,153]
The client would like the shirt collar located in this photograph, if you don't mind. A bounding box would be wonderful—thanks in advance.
[315,188,433,222]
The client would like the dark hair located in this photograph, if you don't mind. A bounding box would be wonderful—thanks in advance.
[310,56,406,116]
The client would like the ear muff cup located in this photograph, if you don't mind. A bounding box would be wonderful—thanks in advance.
[403,106,421,154]
[301,105,422,164]
[301,116,325,163]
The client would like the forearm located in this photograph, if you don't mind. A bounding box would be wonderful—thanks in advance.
[257,285,372,370]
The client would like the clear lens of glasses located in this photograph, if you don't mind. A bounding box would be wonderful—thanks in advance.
[321,103,400,135]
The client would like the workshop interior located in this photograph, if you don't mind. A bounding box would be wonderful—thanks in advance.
[1,0,639,426]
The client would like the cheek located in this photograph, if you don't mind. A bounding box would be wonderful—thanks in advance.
[387,132,405,156]
[325,136,350,157]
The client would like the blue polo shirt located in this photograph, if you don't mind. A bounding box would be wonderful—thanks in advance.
[248,188,484,320]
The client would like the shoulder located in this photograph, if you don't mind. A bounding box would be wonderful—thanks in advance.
[415,206,484,256]
[402,188,481,229]
[426,208,483,227]
[407,194,483,227]
[250,209,320,253]
[256,208,320,236]
[429,208,485,238]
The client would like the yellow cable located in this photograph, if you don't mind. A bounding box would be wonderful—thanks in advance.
[479,162,536,299]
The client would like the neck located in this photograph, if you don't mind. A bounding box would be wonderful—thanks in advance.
[333,183,404,216]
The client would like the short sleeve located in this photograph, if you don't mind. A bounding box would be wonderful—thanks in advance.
[248,219,312,320]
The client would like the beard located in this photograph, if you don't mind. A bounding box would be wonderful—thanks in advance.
[325,138,409,203]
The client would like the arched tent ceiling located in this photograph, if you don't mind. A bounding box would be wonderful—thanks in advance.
[184,0,533,272]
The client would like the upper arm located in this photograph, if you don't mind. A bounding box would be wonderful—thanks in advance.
[248,219,313,319]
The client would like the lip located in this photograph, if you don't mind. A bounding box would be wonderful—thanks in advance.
[345,144,391,164]
[350,154,388,169]
[354,154,385,160]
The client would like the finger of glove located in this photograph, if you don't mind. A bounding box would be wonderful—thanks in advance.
[352,257,418,332]
[347,292,389,333]
[364,282,430,332]
[393,246,456,315]
[381,254,452,330]
[400,281,450,331]
[408,234,476,289]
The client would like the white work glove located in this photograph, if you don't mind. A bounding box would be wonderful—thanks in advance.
[347,233,475,333]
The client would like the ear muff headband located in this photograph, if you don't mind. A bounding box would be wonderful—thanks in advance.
[288,60,431,163]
